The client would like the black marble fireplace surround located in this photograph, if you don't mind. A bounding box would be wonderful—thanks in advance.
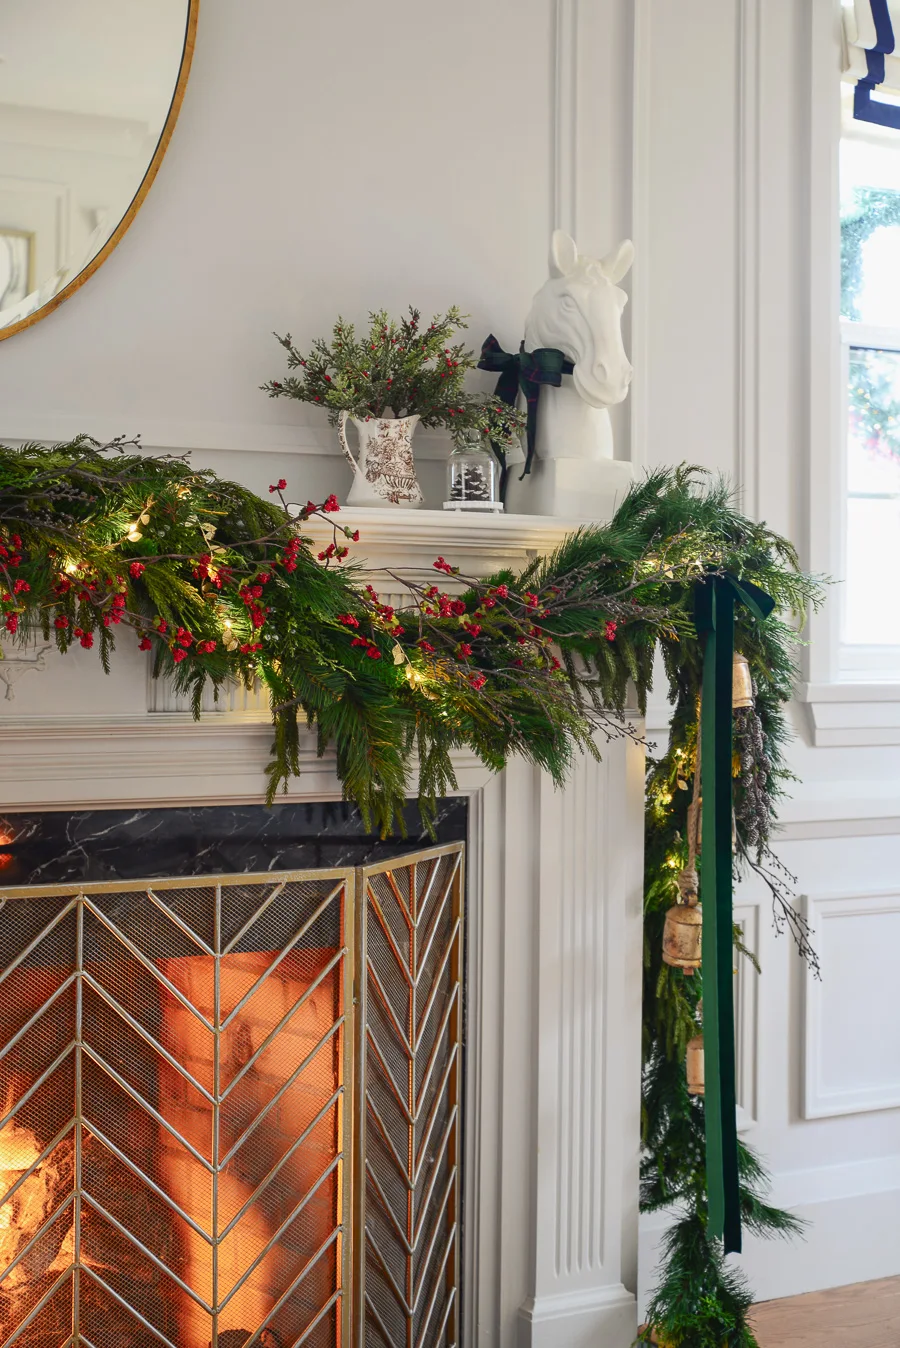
[0,799,469,1347]
[0,798,468,888]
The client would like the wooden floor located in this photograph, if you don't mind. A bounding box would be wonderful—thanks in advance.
[751,1276,900,1346]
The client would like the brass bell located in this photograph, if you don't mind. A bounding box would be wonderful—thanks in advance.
[662,899,702,972]
[686,1034,705,1096]
[732,652,753,709]
[637,1329,672,1348]
[635,1321,670,1342]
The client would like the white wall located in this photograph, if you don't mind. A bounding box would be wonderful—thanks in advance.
[0,0,898,1315]
[0,0,631,505]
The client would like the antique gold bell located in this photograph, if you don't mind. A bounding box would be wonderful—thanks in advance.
[732,652,753,708]
[662,899,702,972]
[637,1327,669,1347]
[686,1034,705,1096]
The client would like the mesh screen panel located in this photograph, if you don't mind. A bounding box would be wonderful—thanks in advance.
[0,845,464,1348]
[360,850,463,1348]
[0,874,349,1348]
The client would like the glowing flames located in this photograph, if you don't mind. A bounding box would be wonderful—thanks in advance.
[0,945,343,1347]
[0,1109,44,1290]
[158,950,341,1346]
[0,1088,77,1314]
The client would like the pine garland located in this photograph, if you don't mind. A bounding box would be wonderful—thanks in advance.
[0,440,825,1343]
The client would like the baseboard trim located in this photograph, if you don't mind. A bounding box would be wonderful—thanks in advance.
[519,1283,637,1348]
[640,1184,900,1315]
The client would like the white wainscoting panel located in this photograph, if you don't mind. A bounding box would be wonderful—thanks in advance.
[804,890,900,1119]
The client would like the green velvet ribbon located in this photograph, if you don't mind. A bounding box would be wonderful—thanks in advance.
[477,335,574,498]
[695,571,774,1255]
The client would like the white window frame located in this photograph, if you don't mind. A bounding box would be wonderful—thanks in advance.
[800,1,900,739]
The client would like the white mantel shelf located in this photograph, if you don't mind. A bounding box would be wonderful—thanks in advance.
[298,504,596,543]
[299,505,596,577]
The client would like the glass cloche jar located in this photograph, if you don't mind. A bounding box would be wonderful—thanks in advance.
[444,431,500,511]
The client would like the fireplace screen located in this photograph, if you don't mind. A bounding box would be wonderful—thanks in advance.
[0,845,464,1348]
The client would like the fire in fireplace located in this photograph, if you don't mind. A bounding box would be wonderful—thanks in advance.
[0,846,463,1348]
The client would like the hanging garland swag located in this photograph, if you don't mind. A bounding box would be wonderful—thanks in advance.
[0,438,823,1347]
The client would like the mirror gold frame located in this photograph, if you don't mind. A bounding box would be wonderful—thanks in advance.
[0,0,199,343]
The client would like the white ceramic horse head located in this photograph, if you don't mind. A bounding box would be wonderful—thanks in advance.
[524,229,634,409]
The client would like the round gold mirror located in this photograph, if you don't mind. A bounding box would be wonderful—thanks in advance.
[0,0,198,341]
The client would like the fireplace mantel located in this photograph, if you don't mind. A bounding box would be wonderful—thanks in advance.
[0,507,645,1348]
[0,507,609,806]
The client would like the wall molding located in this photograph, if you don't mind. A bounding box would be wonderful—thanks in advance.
[799,681,900,747]
[736,0,762,517]
[804,0,845,684]
[629,0,652,474]
[803,889,900,1119]
[552,0,578,238]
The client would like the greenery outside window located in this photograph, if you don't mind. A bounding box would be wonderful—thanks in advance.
[841,134,900,675]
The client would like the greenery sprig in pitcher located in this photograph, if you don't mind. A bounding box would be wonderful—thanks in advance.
[262,308,524,506]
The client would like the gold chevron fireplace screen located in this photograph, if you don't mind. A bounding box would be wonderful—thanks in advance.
[0,845,464,1348]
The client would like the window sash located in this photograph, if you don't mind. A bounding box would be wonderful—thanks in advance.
[842,321,900,672]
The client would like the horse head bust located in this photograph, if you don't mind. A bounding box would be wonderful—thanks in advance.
[524,229,634,409]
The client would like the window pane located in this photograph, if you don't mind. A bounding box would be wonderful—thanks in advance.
[841,139,900,321]
[848,348,900,488]
[845,348,900,647]
[845,497,900,644]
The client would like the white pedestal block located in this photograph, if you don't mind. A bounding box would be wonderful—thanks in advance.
[505,457,635,521]
[519,1284,639,1348]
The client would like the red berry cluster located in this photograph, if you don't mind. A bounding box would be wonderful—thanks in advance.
[368,594,405,637]
[351,635,382,660]
[282,536,301,573]
[102,593,127,627]
[192,553,223,588]
[170,626,195,663]
[317,541,349,563]
[0,532,26,633]
[420,586,465,620]
[238,573,271,630]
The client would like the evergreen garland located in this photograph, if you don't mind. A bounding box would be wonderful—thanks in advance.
[0,440,825,1344]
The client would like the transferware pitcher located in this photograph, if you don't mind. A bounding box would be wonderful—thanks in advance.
[338,411,424,507]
